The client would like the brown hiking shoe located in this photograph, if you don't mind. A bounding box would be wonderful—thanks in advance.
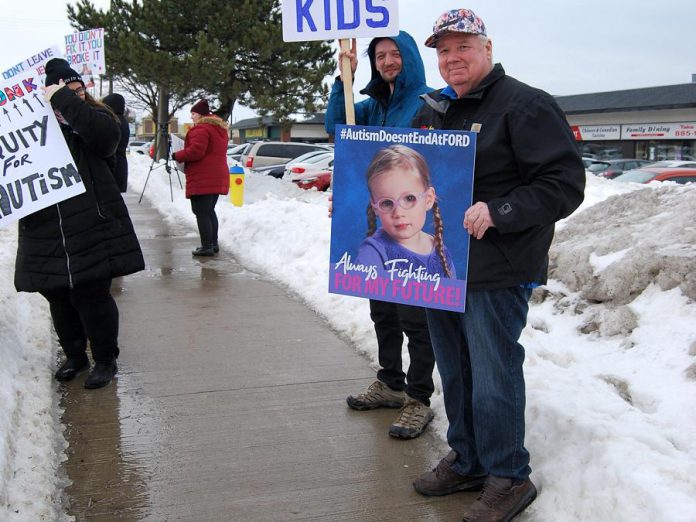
[388,398,434,439]
[346,380,405,410]
[462,475,537,521]
[413,450,486,496]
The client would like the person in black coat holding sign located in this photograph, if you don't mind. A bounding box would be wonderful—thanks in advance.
[13,58,144,389]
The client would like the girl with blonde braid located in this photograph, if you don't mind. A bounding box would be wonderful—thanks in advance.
[356,145,456,280]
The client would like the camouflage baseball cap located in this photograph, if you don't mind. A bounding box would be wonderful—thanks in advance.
[424,9,487,48]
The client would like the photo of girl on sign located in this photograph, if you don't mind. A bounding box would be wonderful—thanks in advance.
[329,125,475,313]
[356,145,456,281]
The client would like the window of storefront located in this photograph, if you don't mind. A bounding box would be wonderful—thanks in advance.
[634,140,696,161]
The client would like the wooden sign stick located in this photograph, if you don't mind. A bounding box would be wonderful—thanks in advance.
[339,38,356,125]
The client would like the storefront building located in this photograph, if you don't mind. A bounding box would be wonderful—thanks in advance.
[556,81,696,161]
[230,113,329,144]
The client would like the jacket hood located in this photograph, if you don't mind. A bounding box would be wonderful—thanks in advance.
[361,31,427,103]
[103,93,126,115]
[198,114,228,130]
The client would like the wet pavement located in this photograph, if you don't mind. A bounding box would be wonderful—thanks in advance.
[59,192,476,521]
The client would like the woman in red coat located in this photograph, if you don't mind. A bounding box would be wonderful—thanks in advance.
[172,99,229,256]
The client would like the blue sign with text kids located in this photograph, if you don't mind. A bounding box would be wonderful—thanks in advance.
[329,125,476,312]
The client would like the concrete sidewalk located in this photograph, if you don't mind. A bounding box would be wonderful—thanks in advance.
[59,192,475,521]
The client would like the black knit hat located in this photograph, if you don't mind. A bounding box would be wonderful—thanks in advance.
[44,58,84,87]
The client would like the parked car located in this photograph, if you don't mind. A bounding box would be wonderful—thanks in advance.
[127,140,152,155]
[284,151,334,178]
[252,164,286,179]
[252,150,330,179]
[227,156,244,170]
[613,167,696,184]
[290,166,332,191]
[286,149,334,167]
[644,160,696,168]
[241,141,332,169]
[586,159,652,179]
[581,157,598,169]
[227,143,250,163]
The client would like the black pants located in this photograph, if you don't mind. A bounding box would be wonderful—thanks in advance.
[190,194,219,248]
[370,299,435,406]
[40,278,119,363]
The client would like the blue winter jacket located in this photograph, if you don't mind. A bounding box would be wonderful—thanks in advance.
[324,31,432,134]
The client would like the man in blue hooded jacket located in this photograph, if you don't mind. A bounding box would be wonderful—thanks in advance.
[325,31,436,440]
[325,31,431,133]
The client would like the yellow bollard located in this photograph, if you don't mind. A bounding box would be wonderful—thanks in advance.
[229,165,244,206]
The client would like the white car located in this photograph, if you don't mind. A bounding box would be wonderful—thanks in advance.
[227,156,245,171]
[644,160,696,168]
[284,151,334,179]
[227,143,250,162]
[581,157,598,169]
[128,140,152,155]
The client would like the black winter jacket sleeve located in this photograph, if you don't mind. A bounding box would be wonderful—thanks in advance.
[50,87,120,158]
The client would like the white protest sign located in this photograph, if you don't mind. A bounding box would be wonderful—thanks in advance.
[281,0,399,42]
[170,133,185,173]
[64,28,105,89]
[0,73,85,229]
[1,46,63,85]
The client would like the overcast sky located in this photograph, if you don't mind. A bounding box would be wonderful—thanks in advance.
[2,1,694,118]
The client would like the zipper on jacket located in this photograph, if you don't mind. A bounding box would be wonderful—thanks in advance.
[56,204,74,289]
[380,102,389,126]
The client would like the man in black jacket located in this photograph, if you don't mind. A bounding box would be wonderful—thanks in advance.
[409,9,585,521]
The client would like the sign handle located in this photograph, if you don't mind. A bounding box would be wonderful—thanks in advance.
[339,38,356,125]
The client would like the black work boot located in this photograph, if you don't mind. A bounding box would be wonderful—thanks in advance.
[84,361,118,389]
[55,355,89,382]
[192,246,215,256]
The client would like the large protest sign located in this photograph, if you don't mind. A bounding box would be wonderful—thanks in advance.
[1,46,63,85]
[0,73,84,229]
[329,125,476,312]
[281,0,399,41]
[64,28,105,89]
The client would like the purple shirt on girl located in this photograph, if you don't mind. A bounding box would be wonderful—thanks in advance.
[356,228,457,281]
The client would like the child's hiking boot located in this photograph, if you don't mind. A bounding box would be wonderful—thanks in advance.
[388,397,434,439]
[346,380,405,410]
